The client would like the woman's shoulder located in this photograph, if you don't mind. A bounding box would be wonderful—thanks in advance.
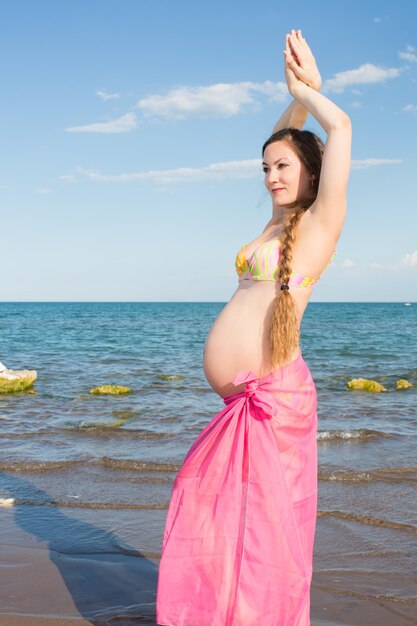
[298,204,342,248]
[291,209,340,279]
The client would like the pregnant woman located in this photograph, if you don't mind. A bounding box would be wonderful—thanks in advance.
[156,30,351,626]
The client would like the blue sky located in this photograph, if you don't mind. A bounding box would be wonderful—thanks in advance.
[1,0,416,302]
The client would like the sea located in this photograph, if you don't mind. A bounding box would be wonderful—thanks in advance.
[0,301,416,625]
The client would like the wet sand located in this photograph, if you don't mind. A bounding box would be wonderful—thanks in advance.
[1,302,416,624]
[1,504,416,626]
[0,617,92,625]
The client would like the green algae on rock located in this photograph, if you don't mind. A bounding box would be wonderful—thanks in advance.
[109,409,137,427]
[159,374,184,381]
[89,385,132,395]
[112,409,137,420]
[347,378,387,392]
[396,379,413,390]
[0,370,37,394]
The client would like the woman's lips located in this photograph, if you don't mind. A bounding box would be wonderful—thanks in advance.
[271,188,284,194]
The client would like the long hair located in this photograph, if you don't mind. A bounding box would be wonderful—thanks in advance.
[262,128,324,368]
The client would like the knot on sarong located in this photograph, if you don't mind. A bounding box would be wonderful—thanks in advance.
[231,370,278,420]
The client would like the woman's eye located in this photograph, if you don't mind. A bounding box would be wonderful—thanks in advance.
[262,164,287,173]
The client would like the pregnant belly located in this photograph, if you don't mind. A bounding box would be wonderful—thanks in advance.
[203,282,304,398]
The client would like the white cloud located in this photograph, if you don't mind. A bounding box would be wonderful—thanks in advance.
[66,112,136,134]
[373,17,381,23]
[96,89,120,101]
[399,50,417,63]
[324,63,401,93]
[35,187,52,194]
[367,261,400,270]
[368,254,417,270]
[350,101,362,109]
[401,251,417,267]
[403,104,417,115]
[351,158,403,169]
[65,155,403,186]
[342,259,355,268]
[59,174,76,182]
[137,81,287,119]
[75,159,262,184]
[399,45,417,63]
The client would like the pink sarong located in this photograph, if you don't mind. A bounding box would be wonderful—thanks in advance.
[156,348,318,626]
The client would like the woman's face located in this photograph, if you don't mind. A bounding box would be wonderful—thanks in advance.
[262,141,311,207]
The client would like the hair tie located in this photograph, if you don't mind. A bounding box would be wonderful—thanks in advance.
[280,284,289,291]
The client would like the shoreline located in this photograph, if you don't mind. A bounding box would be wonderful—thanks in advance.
[0,618,92,625]
[1,505,416,626]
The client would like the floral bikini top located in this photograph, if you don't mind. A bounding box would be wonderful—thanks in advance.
[235,239,336,288]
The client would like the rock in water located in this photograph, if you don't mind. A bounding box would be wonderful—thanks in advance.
[0,498,15,508]
[347,378,387,392]
[396,379,413,390]
[159,374,184,381]
[0,368,37,394]
[89,385,132,395]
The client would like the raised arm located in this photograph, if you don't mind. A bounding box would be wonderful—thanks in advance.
[271,30,322,134]
[284,30,352,240]
[271,100,309,134]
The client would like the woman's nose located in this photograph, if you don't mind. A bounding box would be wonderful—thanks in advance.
[265,169,278,185]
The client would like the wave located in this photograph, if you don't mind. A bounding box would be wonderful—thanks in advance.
[1,431,53,439]
[63,426,174,438]
[98,457,181,472]
[0,457,182,473]
[317,428,395,442]
[0,459,84,472]
[5,498,169,510]
[311,581,417,611]
[317,509,417,534]
[319,466,417,484]
[1,426,175,440]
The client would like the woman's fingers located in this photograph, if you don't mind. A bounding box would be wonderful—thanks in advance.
[284,50,304,78]
[286,32,298,64]
[285,37,302,70]
[289,29,316,64]
[296,29,309,51]
[284,49,296,65]
[285,29,321,90]
[298,31,315,59]
[283,51,302,95]
[284,47,310,88]
[288,30,305,62]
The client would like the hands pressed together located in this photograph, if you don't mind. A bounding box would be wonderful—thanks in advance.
[284,29,322,97]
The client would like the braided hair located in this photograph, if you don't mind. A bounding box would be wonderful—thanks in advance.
[262,128,324,368]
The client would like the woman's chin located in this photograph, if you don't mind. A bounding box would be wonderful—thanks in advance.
[272,197,289,209]
[272,195,307,210]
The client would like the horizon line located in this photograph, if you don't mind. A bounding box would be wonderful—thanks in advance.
[0,301,415,305]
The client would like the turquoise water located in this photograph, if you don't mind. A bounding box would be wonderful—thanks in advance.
[1,302,416,468]
[0,301,416,622]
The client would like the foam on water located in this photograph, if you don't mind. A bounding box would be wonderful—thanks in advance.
[0,301,416,615]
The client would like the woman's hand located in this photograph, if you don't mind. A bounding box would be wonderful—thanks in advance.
[284,30,322,96]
